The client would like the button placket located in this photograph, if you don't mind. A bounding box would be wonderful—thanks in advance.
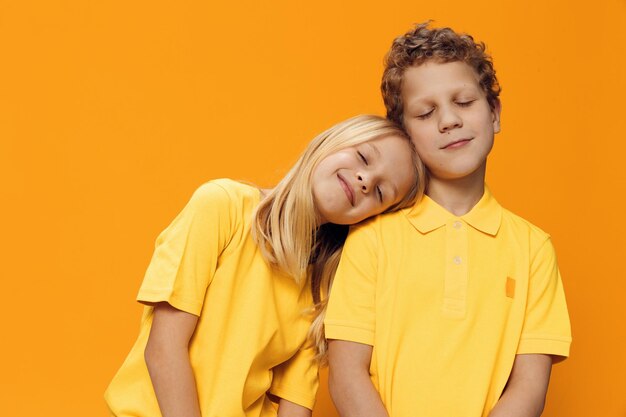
[443,219,469,318]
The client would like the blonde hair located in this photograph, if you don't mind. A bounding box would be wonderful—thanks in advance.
[252,114,425,362]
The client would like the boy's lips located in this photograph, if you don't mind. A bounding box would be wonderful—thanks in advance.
[337,174,355,206]
[441,138,473,149]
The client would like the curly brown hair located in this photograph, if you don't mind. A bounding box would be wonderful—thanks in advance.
[382,22,501,127]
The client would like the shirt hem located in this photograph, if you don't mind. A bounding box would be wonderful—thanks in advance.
[325,323,374,346]
[269,386,316,410]
[137,288,202,316]
[517,336,571,358]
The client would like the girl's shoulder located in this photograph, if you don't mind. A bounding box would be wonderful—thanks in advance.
[195,178,260,200]
[190,178,261,214]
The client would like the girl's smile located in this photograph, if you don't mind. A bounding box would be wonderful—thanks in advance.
[311,134,416,225]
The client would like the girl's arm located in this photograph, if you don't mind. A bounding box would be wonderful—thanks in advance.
[488,354,552,417]
[277,399,312,417]
[144,302,201,417]
[327,340,389,417]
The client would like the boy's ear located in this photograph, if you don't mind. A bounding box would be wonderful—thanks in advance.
[492,100,502,134]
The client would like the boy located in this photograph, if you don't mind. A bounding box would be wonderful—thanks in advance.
[324,23,571,417]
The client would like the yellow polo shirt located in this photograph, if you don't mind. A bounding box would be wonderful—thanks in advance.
[105,179,318,417]
[325,187,571,417]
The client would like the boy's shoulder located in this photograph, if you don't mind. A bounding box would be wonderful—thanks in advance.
[346,205,416,241]
[500,205,552,243]
[356,204,414,228]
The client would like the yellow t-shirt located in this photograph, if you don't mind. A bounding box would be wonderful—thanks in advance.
[105,179,318,417]
[325,187,571,417]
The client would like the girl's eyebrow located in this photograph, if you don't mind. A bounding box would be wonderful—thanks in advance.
[367,143,381,158]
[390,182,399,202]
[367,143,400,202]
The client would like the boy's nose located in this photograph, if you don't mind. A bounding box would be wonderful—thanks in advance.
[438,108,463,132]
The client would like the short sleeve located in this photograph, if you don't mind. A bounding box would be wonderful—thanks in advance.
[136,182,234,316]
[269,343,320,410]
[517,237,572,358]
[324,222,379,346]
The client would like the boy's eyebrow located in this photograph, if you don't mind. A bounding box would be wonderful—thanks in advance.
[403,94,423,105]
[403,95,432,111]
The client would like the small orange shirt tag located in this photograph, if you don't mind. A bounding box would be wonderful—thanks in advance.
[506,277,515,298]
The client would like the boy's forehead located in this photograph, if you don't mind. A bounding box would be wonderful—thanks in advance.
[401,61,482,104]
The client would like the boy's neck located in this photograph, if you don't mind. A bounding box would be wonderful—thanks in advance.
[426,174,485,217]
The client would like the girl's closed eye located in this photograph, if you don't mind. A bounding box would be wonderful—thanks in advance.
[376,186,384,203]
[357,151,369,165]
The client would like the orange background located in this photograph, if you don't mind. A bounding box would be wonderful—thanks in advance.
[1,0,625,416]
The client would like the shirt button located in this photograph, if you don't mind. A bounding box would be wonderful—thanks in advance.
[453,221,462,229]
[453,256,462,265]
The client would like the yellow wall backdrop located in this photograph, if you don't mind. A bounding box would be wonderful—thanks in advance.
[1,0,624,416]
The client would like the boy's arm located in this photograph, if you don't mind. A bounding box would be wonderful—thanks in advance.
[490,235,570,417]
[488,354,552,417]
[328,340,389,417]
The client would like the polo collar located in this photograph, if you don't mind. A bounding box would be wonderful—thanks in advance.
[405,185,502,236]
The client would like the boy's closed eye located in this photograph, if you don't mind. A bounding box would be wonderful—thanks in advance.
[415,97,477,119]
[456,99,476,107]
[416,108,435,119]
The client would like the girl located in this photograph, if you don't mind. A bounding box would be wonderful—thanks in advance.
[105,115,425,417]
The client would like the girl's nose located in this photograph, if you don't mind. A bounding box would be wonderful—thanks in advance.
[357,174,371,193]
